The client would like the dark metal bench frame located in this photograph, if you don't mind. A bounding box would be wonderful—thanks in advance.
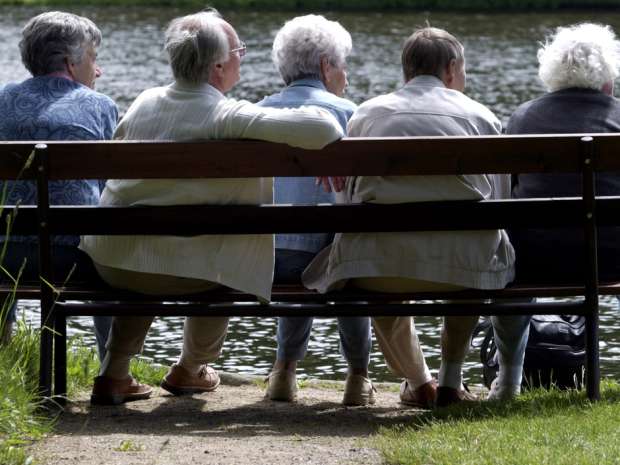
[2,134,617,403]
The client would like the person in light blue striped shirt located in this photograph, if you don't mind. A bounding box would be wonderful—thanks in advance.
[257,15,373,406]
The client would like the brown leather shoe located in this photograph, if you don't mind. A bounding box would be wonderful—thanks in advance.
[90,375,152,405]
[161,364,220,396]
[436,385,479,408]
[399,379,437,409]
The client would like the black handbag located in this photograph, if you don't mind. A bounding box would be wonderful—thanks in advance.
[478,315,586,390]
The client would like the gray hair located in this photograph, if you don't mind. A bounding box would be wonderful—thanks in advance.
[19,11,102,76]
[538,23,620,92]
[272,15,352,85]
[401,27,464,82]
[164,10,230,85]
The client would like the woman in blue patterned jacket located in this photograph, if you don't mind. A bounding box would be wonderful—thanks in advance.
[0,11,117,356]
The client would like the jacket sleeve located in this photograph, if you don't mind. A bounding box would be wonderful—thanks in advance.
[212,99,344,149]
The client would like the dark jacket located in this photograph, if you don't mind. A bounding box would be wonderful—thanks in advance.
[508,88,620,283]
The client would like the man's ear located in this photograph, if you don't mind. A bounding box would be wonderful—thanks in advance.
[208,62,224,88]
[602,81,614,96]
[443,58,457,87]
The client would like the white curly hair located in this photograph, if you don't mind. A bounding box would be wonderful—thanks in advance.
[538,23,620,92]
[272,14,352,85]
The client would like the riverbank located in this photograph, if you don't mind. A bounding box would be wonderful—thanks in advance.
[27,375,620,465]
[0,0,619,10]
[3,328,620,464]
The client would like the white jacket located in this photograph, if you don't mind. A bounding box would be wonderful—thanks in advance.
[80,82,343,300]
[303,75,515,292]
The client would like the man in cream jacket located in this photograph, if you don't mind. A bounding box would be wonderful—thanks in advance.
[304,27,525,407]
[81,10,344,405]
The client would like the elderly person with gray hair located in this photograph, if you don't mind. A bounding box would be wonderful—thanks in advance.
[80,9,343,405]
[505,23,620,399]
[256,15,373,406]
[0,11,116,355]
[304,26,518,407]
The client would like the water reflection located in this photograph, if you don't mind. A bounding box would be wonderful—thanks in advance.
[3,6,620,382]
[17,298,620,384]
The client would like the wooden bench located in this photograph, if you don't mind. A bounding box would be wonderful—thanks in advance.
[2,134,618,403]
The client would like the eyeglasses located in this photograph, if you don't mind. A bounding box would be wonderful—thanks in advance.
[230,41,247,58]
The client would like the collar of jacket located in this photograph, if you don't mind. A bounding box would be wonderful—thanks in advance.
[406,75,446,89]
[288,77,327,91]
[171,80,224,97]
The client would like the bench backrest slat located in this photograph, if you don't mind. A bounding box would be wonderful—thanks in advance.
[3,134,617,179]
[3,197,620,235]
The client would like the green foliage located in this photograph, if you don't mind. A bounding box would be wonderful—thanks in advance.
[0,322,53,465]
[0,0,619,9]
[1,325,168,465]
[375,380,620,465]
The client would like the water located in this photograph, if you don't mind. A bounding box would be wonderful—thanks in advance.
[3,6,620,383]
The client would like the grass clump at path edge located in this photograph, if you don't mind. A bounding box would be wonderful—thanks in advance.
[0,320,52,465]
[0,322,166,465]
[375,379,620,465]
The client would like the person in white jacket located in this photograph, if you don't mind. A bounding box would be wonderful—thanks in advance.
[82,9,344,405]
[304,27,521,407]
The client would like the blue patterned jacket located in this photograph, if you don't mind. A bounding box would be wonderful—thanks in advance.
[0,76,118,245]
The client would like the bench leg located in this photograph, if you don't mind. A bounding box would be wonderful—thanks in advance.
[585,308,601,401]
[38,321,53,399]
[54,309,67,404]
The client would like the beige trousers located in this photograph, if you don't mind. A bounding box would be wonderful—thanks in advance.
[96,264,229,367]
[352,277,479,386]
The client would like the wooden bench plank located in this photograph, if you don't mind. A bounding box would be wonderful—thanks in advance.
[2,135,615,179]
[3,197,620,235]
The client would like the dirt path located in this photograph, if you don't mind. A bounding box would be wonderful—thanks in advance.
[31,375,424,465]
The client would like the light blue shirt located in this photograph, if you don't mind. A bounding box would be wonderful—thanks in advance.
[0,76,118,245]
[258,77,357,253]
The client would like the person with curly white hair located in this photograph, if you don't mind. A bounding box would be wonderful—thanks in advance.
[506,23,620,400]
[257,15,374,407]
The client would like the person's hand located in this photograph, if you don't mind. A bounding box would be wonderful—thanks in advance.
[316,176,345,193]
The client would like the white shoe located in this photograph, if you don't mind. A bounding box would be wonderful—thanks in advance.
[265,369,297,402]
[487,378,521,402]
[342,375,376,406]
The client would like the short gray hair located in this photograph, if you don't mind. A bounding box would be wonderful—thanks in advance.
[272,15,352,85]
[538,23,620,92]
[401,27,464,82]
[19,11,102,76]
[164,10,230,85]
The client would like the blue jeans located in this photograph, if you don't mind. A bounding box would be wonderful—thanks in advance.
[274,249,371,369]
[491,314,531,385]
[1,241,111,361]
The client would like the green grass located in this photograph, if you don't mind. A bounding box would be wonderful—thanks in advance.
[0,320,53,465]
[0,323,167,465]
[0,0,620,10]
[375,380,620,465]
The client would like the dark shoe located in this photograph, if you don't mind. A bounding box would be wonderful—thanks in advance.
[399,379,437,409]
[161,364,220,396]
[435,385,478,408]
[90,375,152,405]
